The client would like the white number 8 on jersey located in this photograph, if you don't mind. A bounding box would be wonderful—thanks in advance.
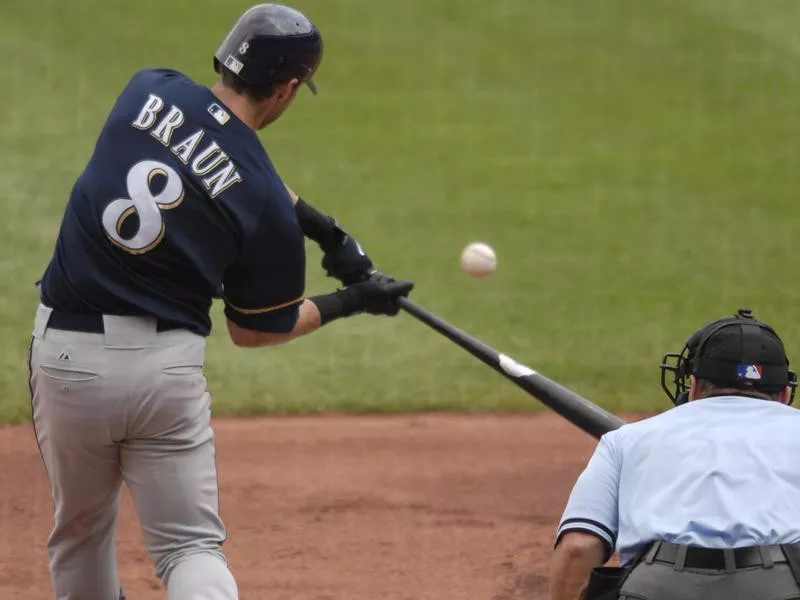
[102,160,185,254]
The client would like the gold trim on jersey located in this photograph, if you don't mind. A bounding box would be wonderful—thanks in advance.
[107,223,167,255]
[115,205,137,234]
[225,296,304,315]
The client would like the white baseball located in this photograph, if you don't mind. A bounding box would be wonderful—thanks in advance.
[460,242,497,277]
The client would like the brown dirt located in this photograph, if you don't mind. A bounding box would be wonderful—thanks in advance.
[0,413,600,599]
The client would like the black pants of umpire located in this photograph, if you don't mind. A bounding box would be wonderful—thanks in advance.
[617,542,800,600]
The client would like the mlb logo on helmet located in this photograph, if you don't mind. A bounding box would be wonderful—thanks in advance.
[737,364,763,381]
[224,55,244,75]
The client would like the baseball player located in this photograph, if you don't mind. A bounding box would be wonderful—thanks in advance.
[29,4,412,599]
[551,309,800,600]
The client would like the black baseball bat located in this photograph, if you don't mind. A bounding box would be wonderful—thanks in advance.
[398,297,625,439]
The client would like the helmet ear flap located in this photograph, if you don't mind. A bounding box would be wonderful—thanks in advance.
[683,326,706,365]
[660,324,706,406]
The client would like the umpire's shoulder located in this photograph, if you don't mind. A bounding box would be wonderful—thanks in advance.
[600,406,682,445]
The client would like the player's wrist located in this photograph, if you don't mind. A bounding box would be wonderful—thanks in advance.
[295,197,340,250]
[308,288,360,325]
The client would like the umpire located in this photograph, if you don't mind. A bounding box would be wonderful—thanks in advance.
[550,309,800,600]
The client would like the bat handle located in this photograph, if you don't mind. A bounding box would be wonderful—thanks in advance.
[397,296,518,372]
[397,296,422,316]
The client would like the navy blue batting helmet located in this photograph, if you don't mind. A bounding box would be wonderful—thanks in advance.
[214,4,323,94]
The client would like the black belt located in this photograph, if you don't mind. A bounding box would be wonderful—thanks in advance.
[48,310,183,334]
[652,541,788,570]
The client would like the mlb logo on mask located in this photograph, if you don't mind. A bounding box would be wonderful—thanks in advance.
[737,364,763,381]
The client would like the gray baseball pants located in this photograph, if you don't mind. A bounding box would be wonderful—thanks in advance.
[29,304,238,600]
[619,561,800,599]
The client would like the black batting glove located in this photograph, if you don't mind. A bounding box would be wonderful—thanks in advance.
[294,197,375,286]
[345,271,413,316]
[320,226,375,286]
[309,271,414,324]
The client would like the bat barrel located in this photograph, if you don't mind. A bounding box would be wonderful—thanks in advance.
[397,297,625,439]
[515,372,625,438]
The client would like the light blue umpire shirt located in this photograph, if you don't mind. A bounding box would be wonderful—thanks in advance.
[557,395,800,565]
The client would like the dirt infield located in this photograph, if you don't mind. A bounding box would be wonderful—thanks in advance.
[0,413,600,599]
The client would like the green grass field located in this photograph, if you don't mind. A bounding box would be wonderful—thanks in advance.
[2,0,800,422]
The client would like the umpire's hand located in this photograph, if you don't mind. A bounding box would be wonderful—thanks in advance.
[344,271,414,316]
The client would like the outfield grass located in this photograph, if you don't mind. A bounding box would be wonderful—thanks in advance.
[2,0,800,422]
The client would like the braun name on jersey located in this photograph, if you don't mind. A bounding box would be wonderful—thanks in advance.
[131,94,243,199]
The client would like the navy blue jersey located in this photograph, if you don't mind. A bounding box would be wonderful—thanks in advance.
[40,68,305,336]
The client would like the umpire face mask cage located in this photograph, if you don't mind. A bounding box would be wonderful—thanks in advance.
[214,4,323,95]
[660,308,796,406]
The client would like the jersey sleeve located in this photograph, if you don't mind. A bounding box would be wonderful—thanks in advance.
[555,433,621,561]
[221,203,306,334]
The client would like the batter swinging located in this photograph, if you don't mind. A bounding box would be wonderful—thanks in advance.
[29,4,412,599]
